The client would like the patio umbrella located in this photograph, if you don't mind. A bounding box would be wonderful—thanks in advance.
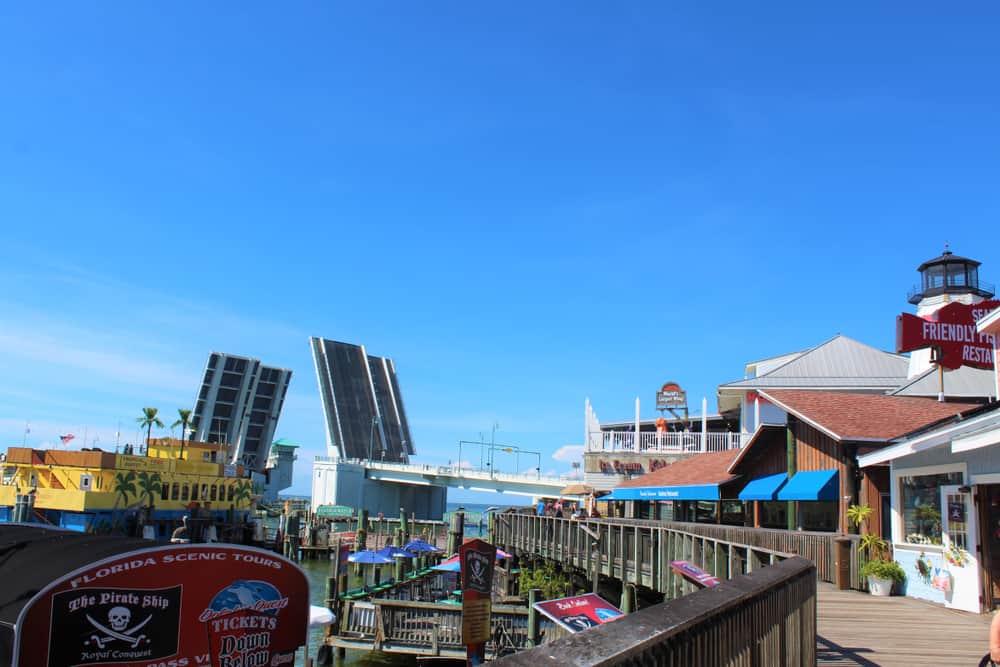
[378,545,414,559]
[403,539,441,553]
[431,557,461,572]
[348,550,394,565]
[309,605,336,626]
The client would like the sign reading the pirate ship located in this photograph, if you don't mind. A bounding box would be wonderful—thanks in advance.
[14,545,308,667]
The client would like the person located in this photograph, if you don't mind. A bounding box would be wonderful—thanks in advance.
[990,610,1000,664]
[170,516,190,543]
[553,500,563,517]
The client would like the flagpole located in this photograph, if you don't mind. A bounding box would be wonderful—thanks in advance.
[22,421,29,447]
[83,426,87,451]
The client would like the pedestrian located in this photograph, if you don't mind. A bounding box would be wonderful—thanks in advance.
[553,500,563,517]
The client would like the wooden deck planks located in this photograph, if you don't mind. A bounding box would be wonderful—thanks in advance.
[817,582,991,666]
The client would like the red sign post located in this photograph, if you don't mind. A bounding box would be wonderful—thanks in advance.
[533,593,623,633]
[14,545,309,667]
[897,300,1000,369]
[459,538,496,666]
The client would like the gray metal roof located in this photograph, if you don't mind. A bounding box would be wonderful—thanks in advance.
[719,335,909,390]
[890,365,996,399]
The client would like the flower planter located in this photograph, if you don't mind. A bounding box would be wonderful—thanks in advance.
[867,575,893,596]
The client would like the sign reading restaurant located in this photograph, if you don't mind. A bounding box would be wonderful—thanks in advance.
[656,382,687,411]
[897,300,1000,369]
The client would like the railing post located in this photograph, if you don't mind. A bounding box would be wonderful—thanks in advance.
[527,588,541,647]
[620,583,634,614]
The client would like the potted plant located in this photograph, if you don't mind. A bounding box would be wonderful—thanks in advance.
[860,559,906,596]
[847,503,906,596]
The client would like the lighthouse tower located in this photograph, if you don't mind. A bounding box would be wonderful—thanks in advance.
[906,246,995,377]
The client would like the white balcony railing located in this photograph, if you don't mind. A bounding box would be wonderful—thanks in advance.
[594,430,746,453]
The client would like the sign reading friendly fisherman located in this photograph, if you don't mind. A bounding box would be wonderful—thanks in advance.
[897,300,1000,369]
[13,545,308,667]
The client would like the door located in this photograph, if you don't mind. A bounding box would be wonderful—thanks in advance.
[980,485,1000,609]
[941,485,980,612]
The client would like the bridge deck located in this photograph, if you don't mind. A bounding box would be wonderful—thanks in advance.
[817,582,991,666]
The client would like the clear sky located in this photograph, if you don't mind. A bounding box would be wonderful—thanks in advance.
[1,4,999,500]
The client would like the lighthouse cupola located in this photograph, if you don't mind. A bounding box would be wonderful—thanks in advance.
[908,245,994,317]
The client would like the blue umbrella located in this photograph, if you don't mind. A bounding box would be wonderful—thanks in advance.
[378,546,414,559]
[431,559,461,572]
[403,540,442,553]
[348,550,393,564]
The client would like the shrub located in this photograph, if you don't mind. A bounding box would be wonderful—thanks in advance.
[861,559,906,584]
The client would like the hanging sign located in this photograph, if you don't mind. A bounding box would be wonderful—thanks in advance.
[13,544,309,667]
[897,300,1000,369]
[656,382,687,411]
[533,593,623,633]
[460,538,496,664]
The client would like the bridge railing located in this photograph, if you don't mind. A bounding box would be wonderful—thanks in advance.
[494,556,816,667]
[314,457,567,486]
[492,514,863,593]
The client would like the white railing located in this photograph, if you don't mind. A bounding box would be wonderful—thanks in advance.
[312,457,566,487]
[595,430,746,453]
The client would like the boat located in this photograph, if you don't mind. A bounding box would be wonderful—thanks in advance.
[0,436,258,541]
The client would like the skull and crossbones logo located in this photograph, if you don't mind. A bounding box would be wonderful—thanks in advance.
[85,606,152,649]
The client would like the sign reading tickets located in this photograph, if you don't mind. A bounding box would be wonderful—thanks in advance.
[14,545,309,667]
[656,382,687,411]
[533,593,623,633]
[460,538,496,663]
[897,300,1000,370]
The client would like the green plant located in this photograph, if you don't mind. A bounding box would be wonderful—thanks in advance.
[858,533,888,561]
[518,562,574,600]
[171,408,193,460]
[136,407,164,455]
[846,504,873,531]
[861,559,906,584]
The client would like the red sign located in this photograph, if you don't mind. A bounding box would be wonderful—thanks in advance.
[533,593,623,633]
[897,300,1000,370]
[460,538,496,664]
[671,560,722,588]
[14,545,309,667]
[656,382,687,410]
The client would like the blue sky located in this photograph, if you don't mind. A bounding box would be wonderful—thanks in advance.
[1,4,999,500]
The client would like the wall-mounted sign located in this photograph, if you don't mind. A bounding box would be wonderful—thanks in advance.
[656,382,687,411]
[897,300,1000,369]
[533,593,623,633]
[14,545,309,667]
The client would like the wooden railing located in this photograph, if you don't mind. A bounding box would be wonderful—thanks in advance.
[334,598,568,657]
[493,513,864,593]
[495,556,817,667]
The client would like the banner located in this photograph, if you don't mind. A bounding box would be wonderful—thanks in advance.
[460,538,496,664]
[14,545,309,667]
[533,593,623,633]
[896,300,999,370]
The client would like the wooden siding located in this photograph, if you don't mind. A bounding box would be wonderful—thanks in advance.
[793,419,851,533]
[860,466,889,540]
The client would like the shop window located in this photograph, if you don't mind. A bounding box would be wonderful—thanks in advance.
[721,501,745,526]
[900,472,963,544]
[800,501,838,532]
[695,501,717,523]
[760,501,787,529]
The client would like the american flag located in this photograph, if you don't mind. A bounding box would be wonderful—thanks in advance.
[59,434,75,445]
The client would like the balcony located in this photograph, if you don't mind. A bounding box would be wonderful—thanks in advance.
[592,430,746,453]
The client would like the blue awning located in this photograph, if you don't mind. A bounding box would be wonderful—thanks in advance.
[776,469,839,501]
[738,473,789,501]
[606,484,720,501]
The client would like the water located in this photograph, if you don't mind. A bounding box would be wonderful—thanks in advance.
[292,501,511,665]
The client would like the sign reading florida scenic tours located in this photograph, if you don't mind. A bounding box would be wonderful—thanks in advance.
[14,545,308,667]
[460,538,496,664]
[897,300,1000,369]
[533,593,623,633]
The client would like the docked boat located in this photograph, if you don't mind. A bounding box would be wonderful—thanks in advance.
[0,437,257,541]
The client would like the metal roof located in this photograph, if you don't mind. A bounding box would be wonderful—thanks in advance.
[890,365,996,399]
[719,335,909,391]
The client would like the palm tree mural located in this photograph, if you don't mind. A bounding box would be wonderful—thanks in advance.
[136,407,164,456]
[136,471,162,507]
[232,480,252,509]
[113,471,136,510]
[171,408,193,461]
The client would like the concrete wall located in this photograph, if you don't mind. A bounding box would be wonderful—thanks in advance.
[311,460,447,519]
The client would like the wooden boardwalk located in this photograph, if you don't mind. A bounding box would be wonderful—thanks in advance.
[817,582,991,666]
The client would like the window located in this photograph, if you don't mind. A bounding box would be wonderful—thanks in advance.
[695,501,717,523]
[181,484,190,501]
[721,501,745,526]
[800,501,837,532]
[228,485,235,502]
[210,485,218,501]
[760,501,787,529]
[201,484,209,501]
[172,483,180,501]
[191,484,199,500]
[900,471,963,544]
[161,484,169,501]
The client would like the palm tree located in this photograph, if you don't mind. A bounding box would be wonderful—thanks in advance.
[136,471,162,507]
[232,480,252,509]
[136,407,164,456]
[171,408,193,461]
